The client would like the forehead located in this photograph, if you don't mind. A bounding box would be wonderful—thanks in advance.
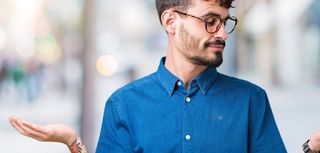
[188,0,230,17]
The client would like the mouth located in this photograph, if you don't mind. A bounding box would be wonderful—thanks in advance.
[204,39,226,52]
[205,44,225,53]
[207,44,225,50]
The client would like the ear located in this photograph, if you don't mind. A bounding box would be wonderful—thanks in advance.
[161,10,178,34]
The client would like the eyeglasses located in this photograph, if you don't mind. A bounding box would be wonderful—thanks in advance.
[174,10,238,34]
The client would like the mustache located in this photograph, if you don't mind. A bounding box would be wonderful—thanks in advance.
[204,39,226,48]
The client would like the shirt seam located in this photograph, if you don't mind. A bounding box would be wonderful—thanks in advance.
[109,94,128,128]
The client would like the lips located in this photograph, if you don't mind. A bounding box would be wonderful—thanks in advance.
[207,44,225,49]
[204,39,226,50]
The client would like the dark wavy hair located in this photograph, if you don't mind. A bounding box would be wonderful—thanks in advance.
[155,0,235,24]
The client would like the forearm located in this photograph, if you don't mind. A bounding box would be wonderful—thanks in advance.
[68,135,88,153]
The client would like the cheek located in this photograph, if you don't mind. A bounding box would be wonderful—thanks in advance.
[189,37,209,53]
[188,30,210,48]
[199,39,207,47]
[179,24,210,51]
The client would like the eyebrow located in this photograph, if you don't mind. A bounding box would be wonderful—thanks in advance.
[201,12,230,20]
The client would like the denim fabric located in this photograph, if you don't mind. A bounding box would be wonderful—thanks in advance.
[96,57,287,153]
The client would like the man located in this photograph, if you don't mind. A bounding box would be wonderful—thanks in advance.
[95,0,286,152]
[8,0,320,153]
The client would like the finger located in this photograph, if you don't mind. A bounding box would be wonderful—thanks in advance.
[18,120,43,135]
[9,117,49,141]
[18,121,49,141]
[8,116,18,126]
[9,117,28,136]
[21,120,48,136]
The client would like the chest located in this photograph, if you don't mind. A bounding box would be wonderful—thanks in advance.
[128,92,250,153]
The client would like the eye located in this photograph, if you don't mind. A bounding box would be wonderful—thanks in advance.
[205,17,219,26]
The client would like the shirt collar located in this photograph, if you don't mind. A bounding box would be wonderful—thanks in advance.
[156,57,179,96]
[156,57,219,96]
[194,67,218,95]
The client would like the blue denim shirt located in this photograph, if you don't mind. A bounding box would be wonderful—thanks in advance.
[96,57,287,153]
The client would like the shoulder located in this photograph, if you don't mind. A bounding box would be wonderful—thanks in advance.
[108,72,158,100]
[216,74,271,112]
[216,73,266,94]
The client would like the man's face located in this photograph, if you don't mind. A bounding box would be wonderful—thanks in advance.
[175,0,230,67]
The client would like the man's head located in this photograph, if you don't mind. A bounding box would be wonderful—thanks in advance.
[156,0,236,68]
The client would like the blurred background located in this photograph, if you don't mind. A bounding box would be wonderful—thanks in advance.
[0,0,319,152]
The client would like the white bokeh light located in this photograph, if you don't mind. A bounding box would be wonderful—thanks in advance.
[96,54,118,77]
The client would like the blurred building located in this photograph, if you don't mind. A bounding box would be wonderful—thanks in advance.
[236,0,320,87]
[0,0,83,103]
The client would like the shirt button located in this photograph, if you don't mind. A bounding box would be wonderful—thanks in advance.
[185,134,191,140]
[177,81,182,86]
[185,97,191,103]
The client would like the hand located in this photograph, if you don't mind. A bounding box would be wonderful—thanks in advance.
[309,130,320,152]
[8,116,77,146]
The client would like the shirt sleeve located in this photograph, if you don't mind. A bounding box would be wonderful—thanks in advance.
[249,89,287,153]
[96,95,132,153]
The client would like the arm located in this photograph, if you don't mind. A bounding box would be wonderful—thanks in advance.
[249,90,287,152]
[96,96,132,153]
[9,116,88,153]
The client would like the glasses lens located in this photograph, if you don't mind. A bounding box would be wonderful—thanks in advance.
[206,17,237,34]
[205,16,220,33]
[225,18,237,34]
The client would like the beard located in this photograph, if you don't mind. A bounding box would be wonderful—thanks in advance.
[178,24,224,68]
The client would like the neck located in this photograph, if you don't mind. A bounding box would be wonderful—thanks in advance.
[165,47,207,89]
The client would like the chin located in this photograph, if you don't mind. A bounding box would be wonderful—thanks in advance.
[206,54,223,67]
[190,55,223,68]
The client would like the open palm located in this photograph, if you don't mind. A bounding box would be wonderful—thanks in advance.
[9,116,77,145]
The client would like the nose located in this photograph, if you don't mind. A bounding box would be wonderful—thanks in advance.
[214,24,228,41]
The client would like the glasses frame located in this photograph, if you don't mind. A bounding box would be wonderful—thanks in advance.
[173,10,238,34]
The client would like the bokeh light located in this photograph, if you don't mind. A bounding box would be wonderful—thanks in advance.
[34,35,61,64]
[96,54,118,76]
